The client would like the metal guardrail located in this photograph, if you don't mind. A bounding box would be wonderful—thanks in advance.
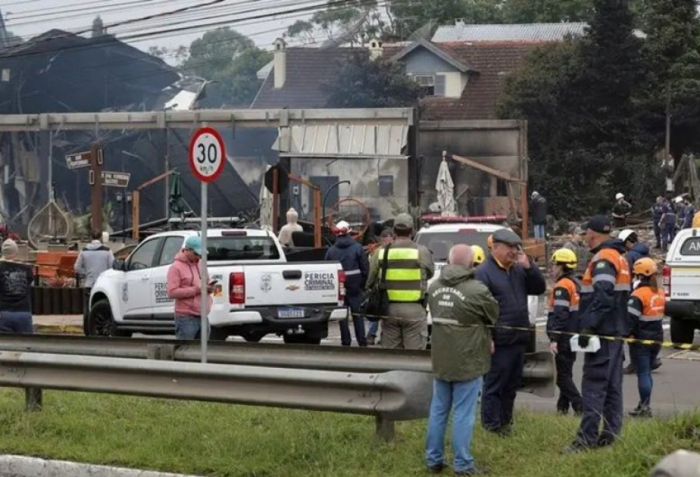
[0,335,556,397]
[0,351,432,440]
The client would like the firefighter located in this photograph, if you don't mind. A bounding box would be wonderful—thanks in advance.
[366,213,434,349]
[627,258,665,418]
[566,215,631,452]
[471,245,486,266]
[547,248,583,416]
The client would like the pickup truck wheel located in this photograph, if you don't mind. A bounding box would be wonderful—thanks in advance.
[240,331,265,343]
[283,335,321,345]
[670,318,696,347]
[87,299,132,338]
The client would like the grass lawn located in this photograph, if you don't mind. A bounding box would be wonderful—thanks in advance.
[0,389,698,476]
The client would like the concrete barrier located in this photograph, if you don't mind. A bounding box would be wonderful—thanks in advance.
[0,455,201,477]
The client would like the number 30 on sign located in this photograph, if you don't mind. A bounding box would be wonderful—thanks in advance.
[188,127,226,183]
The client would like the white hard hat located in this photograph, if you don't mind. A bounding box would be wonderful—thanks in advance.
[616,193,624,200]
[531,191,539,199]
[619,229,636,242]
[334,221,350,235]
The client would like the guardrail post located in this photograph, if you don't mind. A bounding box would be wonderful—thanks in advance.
[25,387,43,412]
[375,416,395,441]
[146,344,175,360]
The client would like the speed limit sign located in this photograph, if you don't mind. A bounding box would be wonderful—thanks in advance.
[189,127,226,183]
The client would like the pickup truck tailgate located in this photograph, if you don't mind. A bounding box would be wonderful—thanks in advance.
[244,264,341,305]
[669,265,700,300]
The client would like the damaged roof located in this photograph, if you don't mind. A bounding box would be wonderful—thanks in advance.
[0,29,179,114]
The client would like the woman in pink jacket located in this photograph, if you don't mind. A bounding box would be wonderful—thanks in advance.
[166,236,214,340]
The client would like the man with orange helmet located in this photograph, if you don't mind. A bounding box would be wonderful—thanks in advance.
[627,258,665,418]
[547,248,583,416]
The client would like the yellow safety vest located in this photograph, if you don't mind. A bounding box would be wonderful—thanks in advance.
[693,210,700,229]
[378,246,422,302]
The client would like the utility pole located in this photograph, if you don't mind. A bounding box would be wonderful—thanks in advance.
[89,144,103,234]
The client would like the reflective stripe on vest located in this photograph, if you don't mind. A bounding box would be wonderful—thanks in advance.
[378,246,422,302]
[581,248,631,294]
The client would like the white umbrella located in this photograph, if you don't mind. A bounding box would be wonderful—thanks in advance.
[435,158,456,216]
[259,166,273,231]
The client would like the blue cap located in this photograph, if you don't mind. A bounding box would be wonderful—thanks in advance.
[184,236,203,256]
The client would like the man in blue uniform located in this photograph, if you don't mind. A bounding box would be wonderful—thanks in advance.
[650,197,664,249]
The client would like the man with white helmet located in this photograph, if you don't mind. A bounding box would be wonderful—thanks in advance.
[612,193,632,228]
[325,221,368,346]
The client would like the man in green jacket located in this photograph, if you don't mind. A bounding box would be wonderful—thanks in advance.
[425,244,499,476]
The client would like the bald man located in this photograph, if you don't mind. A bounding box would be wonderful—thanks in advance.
[425,244,499,475]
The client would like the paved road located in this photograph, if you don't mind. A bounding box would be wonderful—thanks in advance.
[33,315,700,416]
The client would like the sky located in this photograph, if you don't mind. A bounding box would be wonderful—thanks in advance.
[0,0,324,64]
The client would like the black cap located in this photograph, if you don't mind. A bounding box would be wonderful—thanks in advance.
[584,215,612,234]
[492,228,522,246]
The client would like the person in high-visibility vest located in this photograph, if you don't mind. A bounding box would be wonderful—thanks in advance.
[471,245,486,266]
[366,213,434,350]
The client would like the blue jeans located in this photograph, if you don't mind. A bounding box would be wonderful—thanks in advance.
[426,376,483,472]
[632,344,660,406]
[367,319,379,337]
[0,311,33,333]
[534,224,546,239]
[175,316,205,340]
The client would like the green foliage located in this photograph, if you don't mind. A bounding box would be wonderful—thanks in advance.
[1,390,700,477]
[500,0,594,22]
[178,27,271,107]
[322,50,422,108]
[499,0,662,217]
[389,0,504,38]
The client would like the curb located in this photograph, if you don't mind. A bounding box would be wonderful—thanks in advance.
[0,455,202,477]
[34,325,83,335]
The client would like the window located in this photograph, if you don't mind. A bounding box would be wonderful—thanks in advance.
[158,236,184,266]
[207,236,281,261]
[413,74,446,97]
[379,175,394,197]
[496,179,508,197]
[128,239,161,270]
[415,231,493,262]
[414,75,435,96]
[680,237,700,255]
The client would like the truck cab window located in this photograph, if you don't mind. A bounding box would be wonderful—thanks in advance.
[128,239,161,271]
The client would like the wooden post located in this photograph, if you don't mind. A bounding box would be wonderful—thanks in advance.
[272,167,279,234]
[313,189,322,248]
[89,144,103,235]
[132,190,140,240]
[521,183,529,240]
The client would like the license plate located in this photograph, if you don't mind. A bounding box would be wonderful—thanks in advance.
[278,308,304,319]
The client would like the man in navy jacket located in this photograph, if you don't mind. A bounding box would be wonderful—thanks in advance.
[475,229,547,435]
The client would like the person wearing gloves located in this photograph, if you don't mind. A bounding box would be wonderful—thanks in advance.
[627,258,665,418]
[325,221,368,347]
[166,236,214,340]
[566,215,631,453]
[546,248,583,416]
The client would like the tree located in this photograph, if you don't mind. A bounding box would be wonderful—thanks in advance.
[181,28,271,107]
[500,0,594,22]
[499,0,659,216]
[389,0,503,39]
[322,50,422,108]
[640,0,700,157]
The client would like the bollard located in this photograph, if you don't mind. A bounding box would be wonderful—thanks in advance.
[25,387,43,412]
[375,416,395,441]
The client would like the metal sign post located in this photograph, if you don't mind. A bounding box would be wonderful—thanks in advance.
[188,127,226,363]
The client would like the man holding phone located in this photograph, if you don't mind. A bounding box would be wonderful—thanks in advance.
[166,236,215,340]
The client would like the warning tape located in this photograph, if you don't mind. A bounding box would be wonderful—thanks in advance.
[329,308,700,352]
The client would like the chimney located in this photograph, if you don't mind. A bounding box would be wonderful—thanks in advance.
[273,38,286,89]
[369,38,383,61]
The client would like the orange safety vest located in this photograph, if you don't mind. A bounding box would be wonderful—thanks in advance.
[630,286,665,322]
[548,276,580,311]
[581,248,631,294]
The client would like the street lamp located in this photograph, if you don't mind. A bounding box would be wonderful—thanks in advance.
[115,191,133,243]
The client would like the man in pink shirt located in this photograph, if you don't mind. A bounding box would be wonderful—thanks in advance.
[166,236,214,339]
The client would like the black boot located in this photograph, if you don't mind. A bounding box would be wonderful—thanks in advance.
[629,404,653,418]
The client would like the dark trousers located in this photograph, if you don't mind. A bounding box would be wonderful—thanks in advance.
[339,293,366,346]
[0,311,33,333]
[662,223,676,249]
[576,340,624,446]
[632,344,660,407]
[481,344,525,431]
[83,287,92,330]
[555,345,582,413]
[653,221,661,247]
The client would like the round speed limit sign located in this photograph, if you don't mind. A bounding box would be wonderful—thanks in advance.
[188,127,226,183]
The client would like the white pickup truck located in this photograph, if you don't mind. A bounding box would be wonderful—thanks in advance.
[414,220,540,352]
[86,229,348,344]
[662,228,700,345]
